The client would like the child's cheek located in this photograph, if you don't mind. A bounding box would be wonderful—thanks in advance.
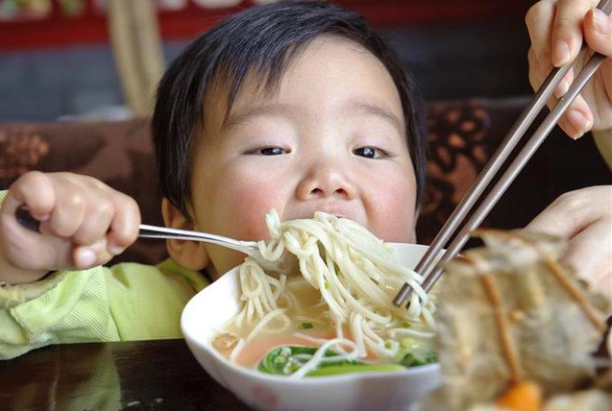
[223,173,287,241]
[367,179,417,243]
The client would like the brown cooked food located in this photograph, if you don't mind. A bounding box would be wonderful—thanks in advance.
[419,229,611,411]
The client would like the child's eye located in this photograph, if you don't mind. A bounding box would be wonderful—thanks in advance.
[250,146,288,156]
[353,146,385,159]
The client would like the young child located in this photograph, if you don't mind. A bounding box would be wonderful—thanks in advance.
[0,0,610,360]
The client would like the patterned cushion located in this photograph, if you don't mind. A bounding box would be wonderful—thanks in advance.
[0,98,527,264]
[416,98,527,243]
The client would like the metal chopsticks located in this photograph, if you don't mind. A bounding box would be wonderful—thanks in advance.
[393,0,612,307]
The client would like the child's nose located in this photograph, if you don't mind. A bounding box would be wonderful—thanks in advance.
[295,164,356,201]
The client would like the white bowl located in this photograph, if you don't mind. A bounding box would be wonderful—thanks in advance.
[181,243,441,411]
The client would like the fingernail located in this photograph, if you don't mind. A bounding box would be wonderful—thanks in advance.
[592,8,612,34]
[30,212,50,222]
[77,249,97,268]
[109,245,124,256]
[553,41,571,67]
[554,79,569,98]
[567,109,588,139]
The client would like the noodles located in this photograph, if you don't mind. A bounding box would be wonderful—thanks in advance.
[215,210,436,377]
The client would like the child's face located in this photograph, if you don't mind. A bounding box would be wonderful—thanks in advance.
[187,36,418,276]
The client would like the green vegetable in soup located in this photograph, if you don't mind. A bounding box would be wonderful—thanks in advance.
[258,345,436,377]
[259,345,361,376]
[400,352,437,368]
[307,363,405,376]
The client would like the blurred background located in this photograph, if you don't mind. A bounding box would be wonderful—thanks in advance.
[0,0,535,122]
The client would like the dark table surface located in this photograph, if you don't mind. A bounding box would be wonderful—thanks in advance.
[0,339,256,411]
[2,325,610,411]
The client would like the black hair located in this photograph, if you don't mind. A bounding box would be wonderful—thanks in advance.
[152,0,427,220]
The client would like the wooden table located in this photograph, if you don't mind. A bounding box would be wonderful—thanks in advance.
[0,339,256,411]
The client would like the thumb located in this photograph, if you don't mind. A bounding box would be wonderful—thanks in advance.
[72,238,114,270]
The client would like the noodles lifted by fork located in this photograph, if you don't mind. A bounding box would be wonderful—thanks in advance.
[225,210,436,368]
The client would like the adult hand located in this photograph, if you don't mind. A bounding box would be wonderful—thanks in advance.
[525,186,612,303]
[526,0,612,138]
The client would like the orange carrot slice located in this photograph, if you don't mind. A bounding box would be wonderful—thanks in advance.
[495,380,542,411]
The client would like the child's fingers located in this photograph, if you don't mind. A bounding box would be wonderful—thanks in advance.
[56,177,139,257]
[3,171,56,221]
[106,192,141,255]
[70,194,114,246]
[550,0,596,67]
[1,172,138,274]
[40,178,87,239]
[73,239,113,270]
[584,8,612,57]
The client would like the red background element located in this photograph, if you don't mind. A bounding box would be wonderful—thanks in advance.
[0,0,534,51]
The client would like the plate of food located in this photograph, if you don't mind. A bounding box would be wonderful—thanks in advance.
[181,211,442,411]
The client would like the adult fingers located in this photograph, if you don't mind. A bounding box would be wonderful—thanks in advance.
[526,186,612,302]
[551,0,597,66]
[525,186,611,239]
[558,94,595,139]
[584,8,612,57]
[528,50,594,139]
[561,217,612,302]
[528,45,575,105]
[550,67,589,139]
[526,0,557,63]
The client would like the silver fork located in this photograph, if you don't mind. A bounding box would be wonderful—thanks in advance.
[138,224,297,273]
[138,224,260,256]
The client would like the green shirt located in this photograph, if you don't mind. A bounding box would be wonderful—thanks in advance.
[0,191,209,360]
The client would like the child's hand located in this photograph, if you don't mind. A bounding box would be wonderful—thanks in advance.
[0,172,140,285]
[526,0,612,138]
[525,186,611,303]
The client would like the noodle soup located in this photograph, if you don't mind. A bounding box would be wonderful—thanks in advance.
[212,211,437,378]
[182,240,442,411]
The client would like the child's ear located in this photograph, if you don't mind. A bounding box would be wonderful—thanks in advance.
[411,205,421,243]
[161,198,210,271]
[408,226,417,244]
